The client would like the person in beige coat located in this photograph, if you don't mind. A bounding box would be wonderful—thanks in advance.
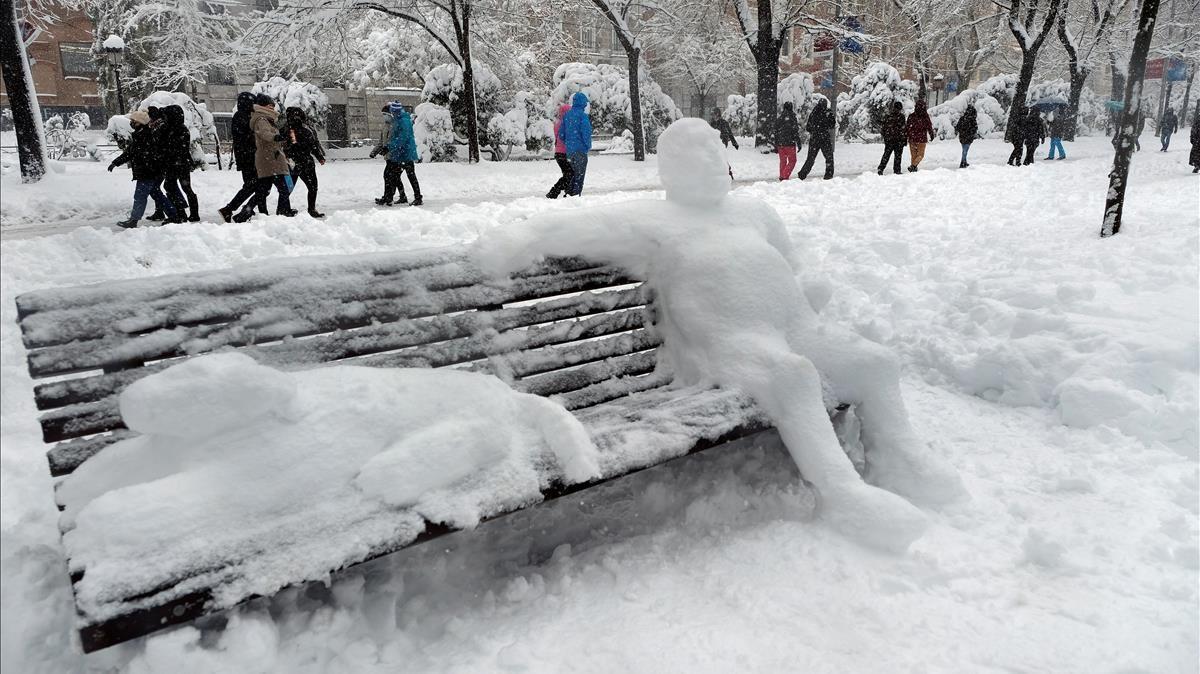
[233,94,295,222]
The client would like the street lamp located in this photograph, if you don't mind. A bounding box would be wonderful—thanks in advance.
[931,73,945,106]
[102,34,126,114]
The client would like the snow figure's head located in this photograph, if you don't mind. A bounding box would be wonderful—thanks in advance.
[657,118,730,207]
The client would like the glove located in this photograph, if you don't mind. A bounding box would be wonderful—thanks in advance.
[319,159,325,166]
[368,149,378,159]
[273,133,285,142]
[107,163,116,172]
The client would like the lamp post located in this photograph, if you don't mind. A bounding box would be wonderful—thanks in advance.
[931,73,945,106]
[102,34,126,113]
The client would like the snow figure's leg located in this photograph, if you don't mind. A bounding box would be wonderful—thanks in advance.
[796,326,965,507]
[709,336,926,552]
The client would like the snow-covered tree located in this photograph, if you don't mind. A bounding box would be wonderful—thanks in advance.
[835,62,918,140]
[547,62,680,152]
[725,93,757,136]
[655,0,753,117]
[1,0,48,181]
[1004,0,1067,141]
[423,62,505,155]
[251,77,331,127]
[413,101,456,162]
[1055,0,1134,139]
[928,88,1008,139]
[977,72,1019,110]
[583,0,660,161]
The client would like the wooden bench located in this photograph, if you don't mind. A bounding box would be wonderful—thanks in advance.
[16,246,846,653]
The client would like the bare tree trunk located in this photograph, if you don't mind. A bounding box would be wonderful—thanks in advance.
[1180,66,1195,126]
[0,0,46,182]
[751,0,781,148]
[1102,0,1161,238]
[455,2,480,163]
[626,46,645,161]
[1065,69,1087,140]
[1004,0,1063,142]
[1006,54,1040,141]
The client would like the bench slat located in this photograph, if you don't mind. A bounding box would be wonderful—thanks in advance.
[516,350,659,397]
[26,267,638,378]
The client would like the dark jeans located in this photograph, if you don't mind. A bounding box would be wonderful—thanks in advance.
[567,152,588,196]
[163,172,198,219]
[225,168,266,213]
[548,153,574,197]
[1008,142,1024,165]
[130,179,177,221]
[291,162,319,212]
[798,140,834,179]
[878,140,905,174]
[1023,141,1038,165]
[240,175,291,215]
[382,161,421,202]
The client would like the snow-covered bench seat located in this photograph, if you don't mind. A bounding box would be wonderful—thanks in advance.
[16,246,819,653]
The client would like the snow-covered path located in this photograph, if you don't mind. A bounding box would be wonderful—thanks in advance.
[1,137,1196,673]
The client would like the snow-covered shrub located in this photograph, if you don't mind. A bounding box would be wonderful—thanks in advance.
[490,90,553,155]
[413,101,455,162]
[423,63,505,147]
[836,62,918,140]
[487,108,526,152]
[929,89,1007,139]
[44,115,64,133]
[725,93,757,136]
[105,114,133,145]
[602,129,634,154]
[547,62,681,151]
[977,73,1017,111]
[251,77,331,127]
[67,111,90,131]
[110,91,216,163]
[778,73,824,144]
[1026,80,1108,135]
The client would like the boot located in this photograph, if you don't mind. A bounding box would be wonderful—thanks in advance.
[375,197,392,206]
[907,166,917,172]
[959,161,968,168]
[187,214,201,223]
[410,197,423,207]
[218,207,233,223]
[232,209,253,223]
[146,211,164,222]
[308,210,326,218]
[277,208,298,217]
[116,219,138,229]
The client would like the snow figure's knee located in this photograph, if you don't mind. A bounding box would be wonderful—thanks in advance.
[657,119,731,207]
[119,352,296,438]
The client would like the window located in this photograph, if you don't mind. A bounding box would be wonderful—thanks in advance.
[581,24,594,50]
[59,42,96,77]
[780,29,791,57]
[610,25,621,51]
[201,1,226,14]
[255,0,278,11]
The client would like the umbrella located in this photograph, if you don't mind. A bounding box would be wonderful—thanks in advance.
[1105,99,1125,112]
[1033,95,1069,111]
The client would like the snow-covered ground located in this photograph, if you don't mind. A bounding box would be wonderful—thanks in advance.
[1,136,1197,673]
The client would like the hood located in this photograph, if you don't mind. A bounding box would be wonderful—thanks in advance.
[781,101,794,113]
[236,92,255,112]
[285,106,306,125]
[914,100,927,114]
[252,104,279,121]
[165,105,185,126]
[812,98,829,114]
[571,92,588,109]
[962,105,976,117]
[147,106,164,121]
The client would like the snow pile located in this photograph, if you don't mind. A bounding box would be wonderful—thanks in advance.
[725,92,756,136]
[413,102,456,162]
[977,73,1018,111]
[56,352,600,615]
[251,77,331,127]
[547,62,681,150]
[476,118,964,552]
[601,129,635,154]
[836,62,918,140]
[929,89,1007,139]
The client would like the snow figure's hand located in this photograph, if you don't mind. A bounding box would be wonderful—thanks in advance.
[471,227,541,280]
[119,352,296,439]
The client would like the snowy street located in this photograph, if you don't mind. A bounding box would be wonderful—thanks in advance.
[2,135,1196,673]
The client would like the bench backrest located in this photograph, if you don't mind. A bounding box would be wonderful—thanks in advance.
[16,247,665,478]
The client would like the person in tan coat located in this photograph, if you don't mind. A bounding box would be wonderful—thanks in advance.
[233,94,295,222]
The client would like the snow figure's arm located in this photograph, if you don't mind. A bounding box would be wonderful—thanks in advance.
[473,201,664,279]
[739,198,801,273]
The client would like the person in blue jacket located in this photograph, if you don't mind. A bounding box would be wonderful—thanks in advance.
[557,92,592,196]
[370,102,423,206]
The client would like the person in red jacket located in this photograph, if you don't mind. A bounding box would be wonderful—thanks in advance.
[905,99,935,172]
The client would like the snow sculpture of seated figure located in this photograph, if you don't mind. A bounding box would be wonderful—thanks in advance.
[475,118,964,552]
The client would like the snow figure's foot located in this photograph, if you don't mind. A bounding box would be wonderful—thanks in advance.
[866,441,967,508]
[820,481,927,553]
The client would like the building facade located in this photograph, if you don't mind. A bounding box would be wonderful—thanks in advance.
[0,5,104,128]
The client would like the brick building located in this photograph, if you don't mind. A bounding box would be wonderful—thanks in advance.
[0,5,104,127]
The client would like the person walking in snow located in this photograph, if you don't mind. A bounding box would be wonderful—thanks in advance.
[558,92,593,196]
[1007,105,1027,166]
[775,101,800,180]
[1045,108,1067,160]
[797,96,836,180]
[144,106,178,223]
[108,110,179,229]
[878,100,907,175]
[710,107,739,150]
[1021,107,1046,165]
[1159,107,1179,151]
[370,103,423,206]
[1191,107,1200,172]
[955,104,979,168]
[219,92,268,222]
[905,98,934,172]
[161,105,200,222]
[546,103,574,198]
[233,94,295,222]
[283,107,326,218]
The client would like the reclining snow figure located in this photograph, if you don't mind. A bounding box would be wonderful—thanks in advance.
[476,118,964,552]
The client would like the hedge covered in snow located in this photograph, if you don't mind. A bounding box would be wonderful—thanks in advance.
[836,62,918,140]
[547,62,680,151]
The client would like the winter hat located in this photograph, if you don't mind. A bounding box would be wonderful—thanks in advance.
[147,106,164,120]
[128,110,150,125]
[254,93,274,107]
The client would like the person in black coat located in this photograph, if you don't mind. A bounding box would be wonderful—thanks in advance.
[1021,107,1046,165]
[775,101,800,180]
[283,106,326,218]
[710,107,739,150]
[1007,106,1027,166]
[160,105,200,221]
[877,100,906,175]
[955,104,979,168]
[1190,106,1200,172]
[1159,107,1179,151]
[797,96,836,180]
[219,92,268,222]
[108,110,179,228]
